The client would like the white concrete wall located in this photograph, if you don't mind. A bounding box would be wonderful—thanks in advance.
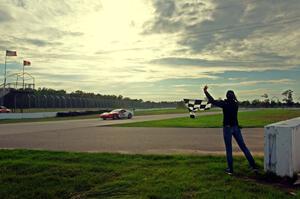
[293,124,300,175]
[0,112,57,120]
[264,117,300,177]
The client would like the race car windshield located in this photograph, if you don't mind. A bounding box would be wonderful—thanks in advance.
[111,109,122,112]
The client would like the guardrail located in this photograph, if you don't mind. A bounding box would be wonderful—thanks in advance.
[0,109,111,120]
[0,108,177,120]
[0,112,57,120]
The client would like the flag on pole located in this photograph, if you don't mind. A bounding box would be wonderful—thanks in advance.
[6,50,17,56]
[23,60,31,66]
[183,99,211,118]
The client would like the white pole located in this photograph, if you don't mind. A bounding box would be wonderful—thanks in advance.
[4,54,7,86]
[1,54,7,105]
[22,61,25,89]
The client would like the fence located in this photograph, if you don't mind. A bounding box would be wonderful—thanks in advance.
[2,90,176,110]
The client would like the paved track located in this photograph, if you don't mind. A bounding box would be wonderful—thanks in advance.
[0,112,264,155]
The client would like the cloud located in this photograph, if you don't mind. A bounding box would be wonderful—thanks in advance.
[0,0,299,101]
[33,28,84,40]
[0,8,13,22]
[209,79,296,87]
[150,57,290,67]
[143,0,212,34]
[16,38,63,47]
[148,56,297,74]
[95,47,146,55]
[143,0,182,34]
[143,0,300,71]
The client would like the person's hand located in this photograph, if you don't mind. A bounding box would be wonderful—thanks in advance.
[203,85,208,92]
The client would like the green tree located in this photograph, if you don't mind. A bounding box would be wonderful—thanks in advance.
[282,89,293,106]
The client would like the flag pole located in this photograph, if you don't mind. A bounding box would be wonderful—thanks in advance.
[1,53,7,105]
[4,53,7,86]
[22,61,25,89]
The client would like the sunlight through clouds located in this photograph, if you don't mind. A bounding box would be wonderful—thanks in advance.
[0,0,299,101]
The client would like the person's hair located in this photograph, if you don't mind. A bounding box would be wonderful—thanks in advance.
[226,90,238,102]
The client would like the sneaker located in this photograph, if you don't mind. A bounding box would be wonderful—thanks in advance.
[250,166,259,174]
[225,168,233,175]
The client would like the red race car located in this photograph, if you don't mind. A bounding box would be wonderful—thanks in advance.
[0,106,12,113]
[99,109,133,120]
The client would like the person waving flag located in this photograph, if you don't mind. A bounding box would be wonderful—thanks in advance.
[203,85,258,175]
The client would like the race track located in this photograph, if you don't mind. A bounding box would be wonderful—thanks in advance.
[0,112,264,155]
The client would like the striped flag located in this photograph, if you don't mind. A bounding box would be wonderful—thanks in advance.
[6,50,17,56]
[23,60,31,66]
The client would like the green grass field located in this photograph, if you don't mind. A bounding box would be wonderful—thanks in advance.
[114,109,300,128]
[134,108,218,116]
[134,108,187,116]
[0,149,298,199]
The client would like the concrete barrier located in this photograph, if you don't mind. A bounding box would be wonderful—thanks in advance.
[0,112,57,120]
[264,117,300,177]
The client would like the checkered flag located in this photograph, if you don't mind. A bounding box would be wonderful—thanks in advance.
[183,99,211,118]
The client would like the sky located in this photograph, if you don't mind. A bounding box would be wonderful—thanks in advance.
[0,0,299,102]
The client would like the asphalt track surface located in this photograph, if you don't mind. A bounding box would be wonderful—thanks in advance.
[0,112,264,155]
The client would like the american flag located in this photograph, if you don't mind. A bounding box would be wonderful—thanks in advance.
[6,50,17,56]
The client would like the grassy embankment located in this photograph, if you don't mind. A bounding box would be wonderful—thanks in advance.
[114,109,300,128]
[0,149,298,199]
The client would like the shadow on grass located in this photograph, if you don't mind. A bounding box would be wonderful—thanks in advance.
[235,169,299,196]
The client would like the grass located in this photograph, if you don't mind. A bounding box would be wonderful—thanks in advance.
[0,149,298,199]
[114,109,300,128]
[134,108,218,116]
[134,108,187,116]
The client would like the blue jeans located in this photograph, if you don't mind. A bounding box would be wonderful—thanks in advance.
[223,126,256,172]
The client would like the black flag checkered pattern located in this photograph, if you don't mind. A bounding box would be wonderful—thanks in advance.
[183,99,211,118]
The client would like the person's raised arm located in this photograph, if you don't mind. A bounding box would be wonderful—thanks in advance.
[203,85,224,108]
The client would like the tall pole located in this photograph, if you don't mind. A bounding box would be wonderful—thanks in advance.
[22,61,25,89]
[1,54,7,105]
[4,54,7,87]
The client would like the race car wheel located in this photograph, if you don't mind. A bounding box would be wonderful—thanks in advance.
[127,113,132,119]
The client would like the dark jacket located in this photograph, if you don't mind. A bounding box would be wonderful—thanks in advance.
[204,91,239,127]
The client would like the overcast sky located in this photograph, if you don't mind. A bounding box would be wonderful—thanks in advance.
[0,0,299,101]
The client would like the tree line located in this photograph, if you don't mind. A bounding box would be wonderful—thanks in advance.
[176,89,300,108]
[3,87,177,109]
[240,89,299,108]
[4,87,299,110]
